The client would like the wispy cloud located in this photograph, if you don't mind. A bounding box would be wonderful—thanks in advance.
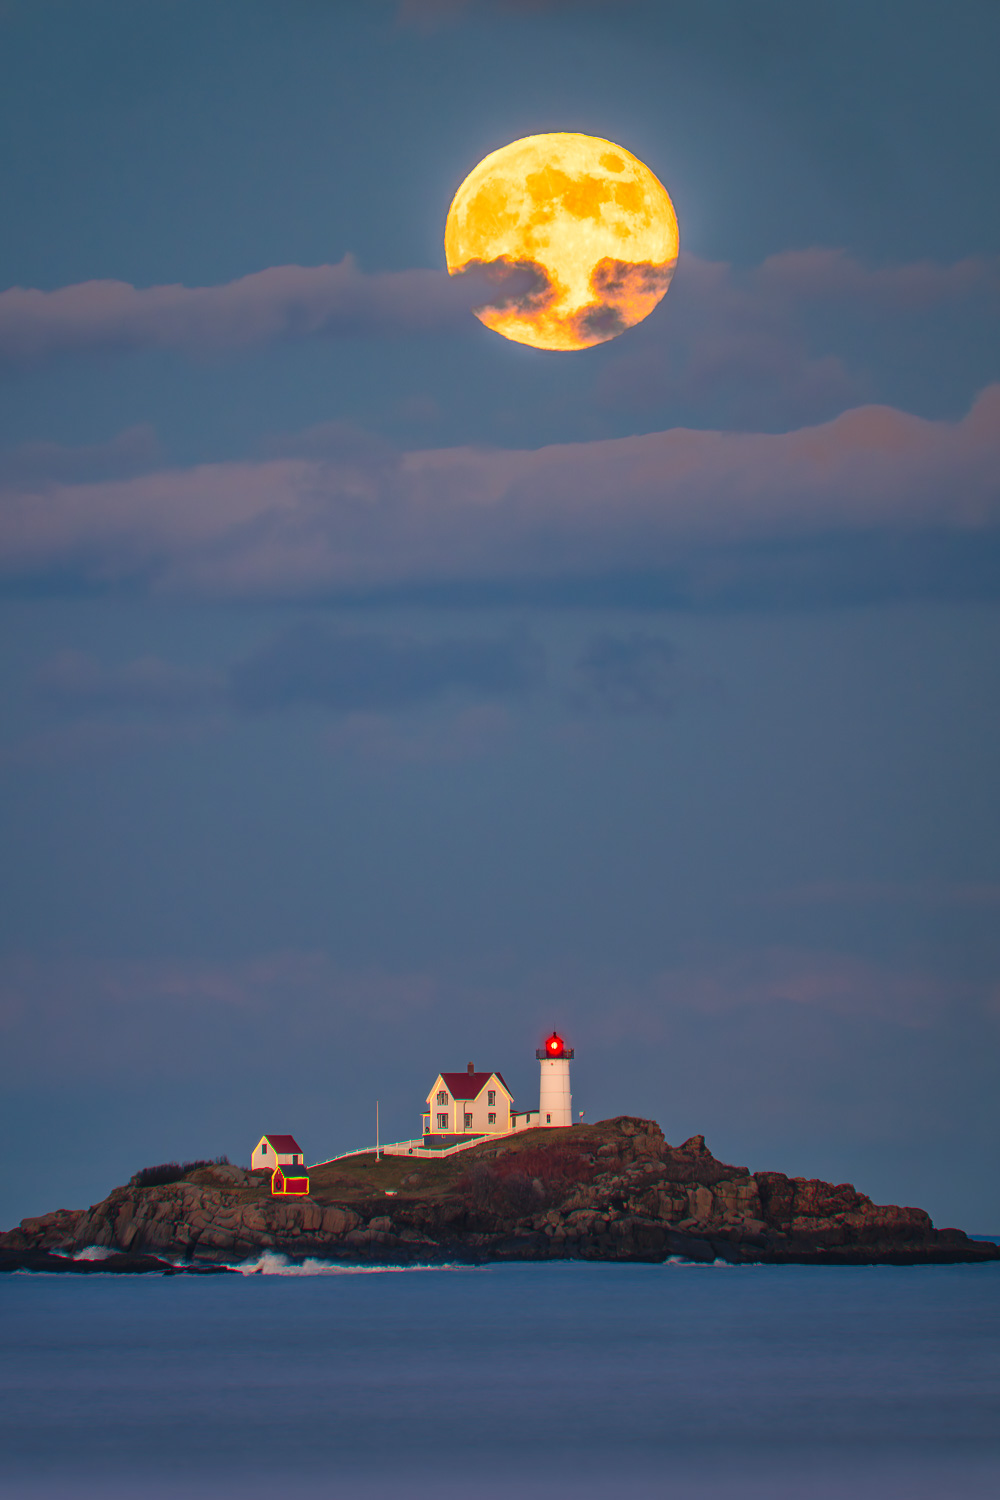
[12,626,544,765]
[752,247,1000,311]
[322,701,514,764]
[37,650,221,714]
[596,249,1000,426]
[0,424,161,486]
[0,951,440,1080]
[0,717,222,769]
[660,947,958,1029]
[752,881,1000,911]
[1,248,994,380]
[36,627,543,718]
[2,386,997,606]
[0,256,540,368]
[229,620,544,713]
[570,632,678,717]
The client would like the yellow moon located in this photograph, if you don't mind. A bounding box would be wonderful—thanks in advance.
[445,132,678,352]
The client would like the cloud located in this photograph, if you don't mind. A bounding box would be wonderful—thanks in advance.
[657,947,957,1029]
[1,943,974,1089]
[1,247,993,382]
[0,717,220,769]
[0,425,161,487]
[229,620,544,713]
[322,702,513,764]
[571,632,677,716]
[10,648,223,767]
[752,881,1000,911]
[0,256,542,368]
[259,419,399,467]
[37,650,221,713]
[15,625,700,770]
[1,386,997,606]
[0,950,440,1081]
[9,626,543,765]
[596,249,1000,426]
[752,247,1000,313]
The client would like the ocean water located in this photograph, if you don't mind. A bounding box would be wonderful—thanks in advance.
[1,1257,998,1500]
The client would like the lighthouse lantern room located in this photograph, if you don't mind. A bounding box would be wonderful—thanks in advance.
[535,1031,574,1127]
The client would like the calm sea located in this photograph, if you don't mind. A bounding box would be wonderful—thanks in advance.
[2,1257,998,1499]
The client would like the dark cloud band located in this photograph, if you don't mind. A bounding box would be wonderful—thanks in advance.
[0,248,994,369]
[1,387,997,607]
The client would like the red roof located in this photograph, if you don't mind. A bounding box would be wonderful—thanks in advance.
[262,1135,303,1154]
[439,1072,510,1102]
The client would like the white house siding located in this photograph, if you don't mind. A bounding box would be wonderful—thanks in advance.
[423,1074,513,1136]
[462,1088,511,1133]
[251,1137,303,1171]
[426,1081,454,1135]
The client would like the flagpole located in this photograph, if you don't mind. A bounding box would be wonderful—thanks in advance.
[376,1100,380,1161]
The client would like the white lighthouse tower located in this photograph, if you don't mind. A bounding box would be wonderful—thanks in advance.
[537,1031,574,1127]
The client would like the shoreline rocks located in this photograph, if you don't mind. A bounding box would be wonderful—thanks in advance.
[3,1119,997,1271]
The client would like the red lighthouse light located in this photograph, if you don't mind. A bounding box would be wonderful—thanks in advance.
[536,1032,573,1062]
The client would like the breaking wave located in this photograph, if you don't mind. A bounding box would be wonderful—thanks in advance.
[229,1251,461,1276]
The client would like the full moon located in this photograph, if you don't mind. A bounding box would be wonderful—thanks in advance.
[445,132,678,352]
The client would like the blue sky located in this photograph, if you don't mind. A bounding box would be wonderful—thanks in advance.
[1,0,998,1232]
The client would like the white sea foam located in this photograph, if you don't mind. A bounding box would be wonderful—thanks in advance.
[70,1245,117,1261]
[230,1251,460,1276]
[662,1254,746,1268]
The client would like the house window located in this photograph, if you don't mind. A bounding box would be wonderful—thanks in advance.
[488,1090,496,1106]
[293,1155,300,1164]
[464,1113,473,1129]
[437,1114,448,1129]
[436,1091,448,1106]
[261,1142,268,1153]
[546,1114,551,1124]
[488,1112,496,1125]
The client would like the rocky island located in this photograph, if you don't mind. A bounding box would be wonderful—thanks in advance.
[3,1118,996,1272]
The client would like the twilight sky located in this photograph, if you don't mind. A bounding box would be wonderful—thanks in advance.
[2,0,999,1233]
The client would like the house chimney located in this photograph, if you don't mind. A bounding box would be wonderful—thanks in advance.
[467,1061,475,1074]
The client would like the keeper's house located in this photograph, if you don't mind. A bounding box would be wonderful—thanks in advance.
[251,1134,305,1171]
[423,1064,513,1138]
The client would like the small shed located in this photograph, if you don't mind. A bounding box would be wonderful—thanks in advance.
[271,1162,310,1197]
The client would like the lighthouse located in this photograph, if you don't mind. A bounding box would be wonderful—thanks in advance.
[536,1031,574,1127]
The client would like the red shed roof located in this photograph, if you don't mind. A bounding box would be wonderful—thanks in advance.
[262,1135,303,1154]
[439,1071,510,1101]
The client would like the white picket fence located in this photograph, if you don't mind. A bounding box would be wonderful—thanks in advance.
[311,1127,523,1170]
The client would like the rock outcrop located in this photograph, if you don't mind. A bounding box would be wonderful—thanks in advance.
[2,1120,996,1269]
